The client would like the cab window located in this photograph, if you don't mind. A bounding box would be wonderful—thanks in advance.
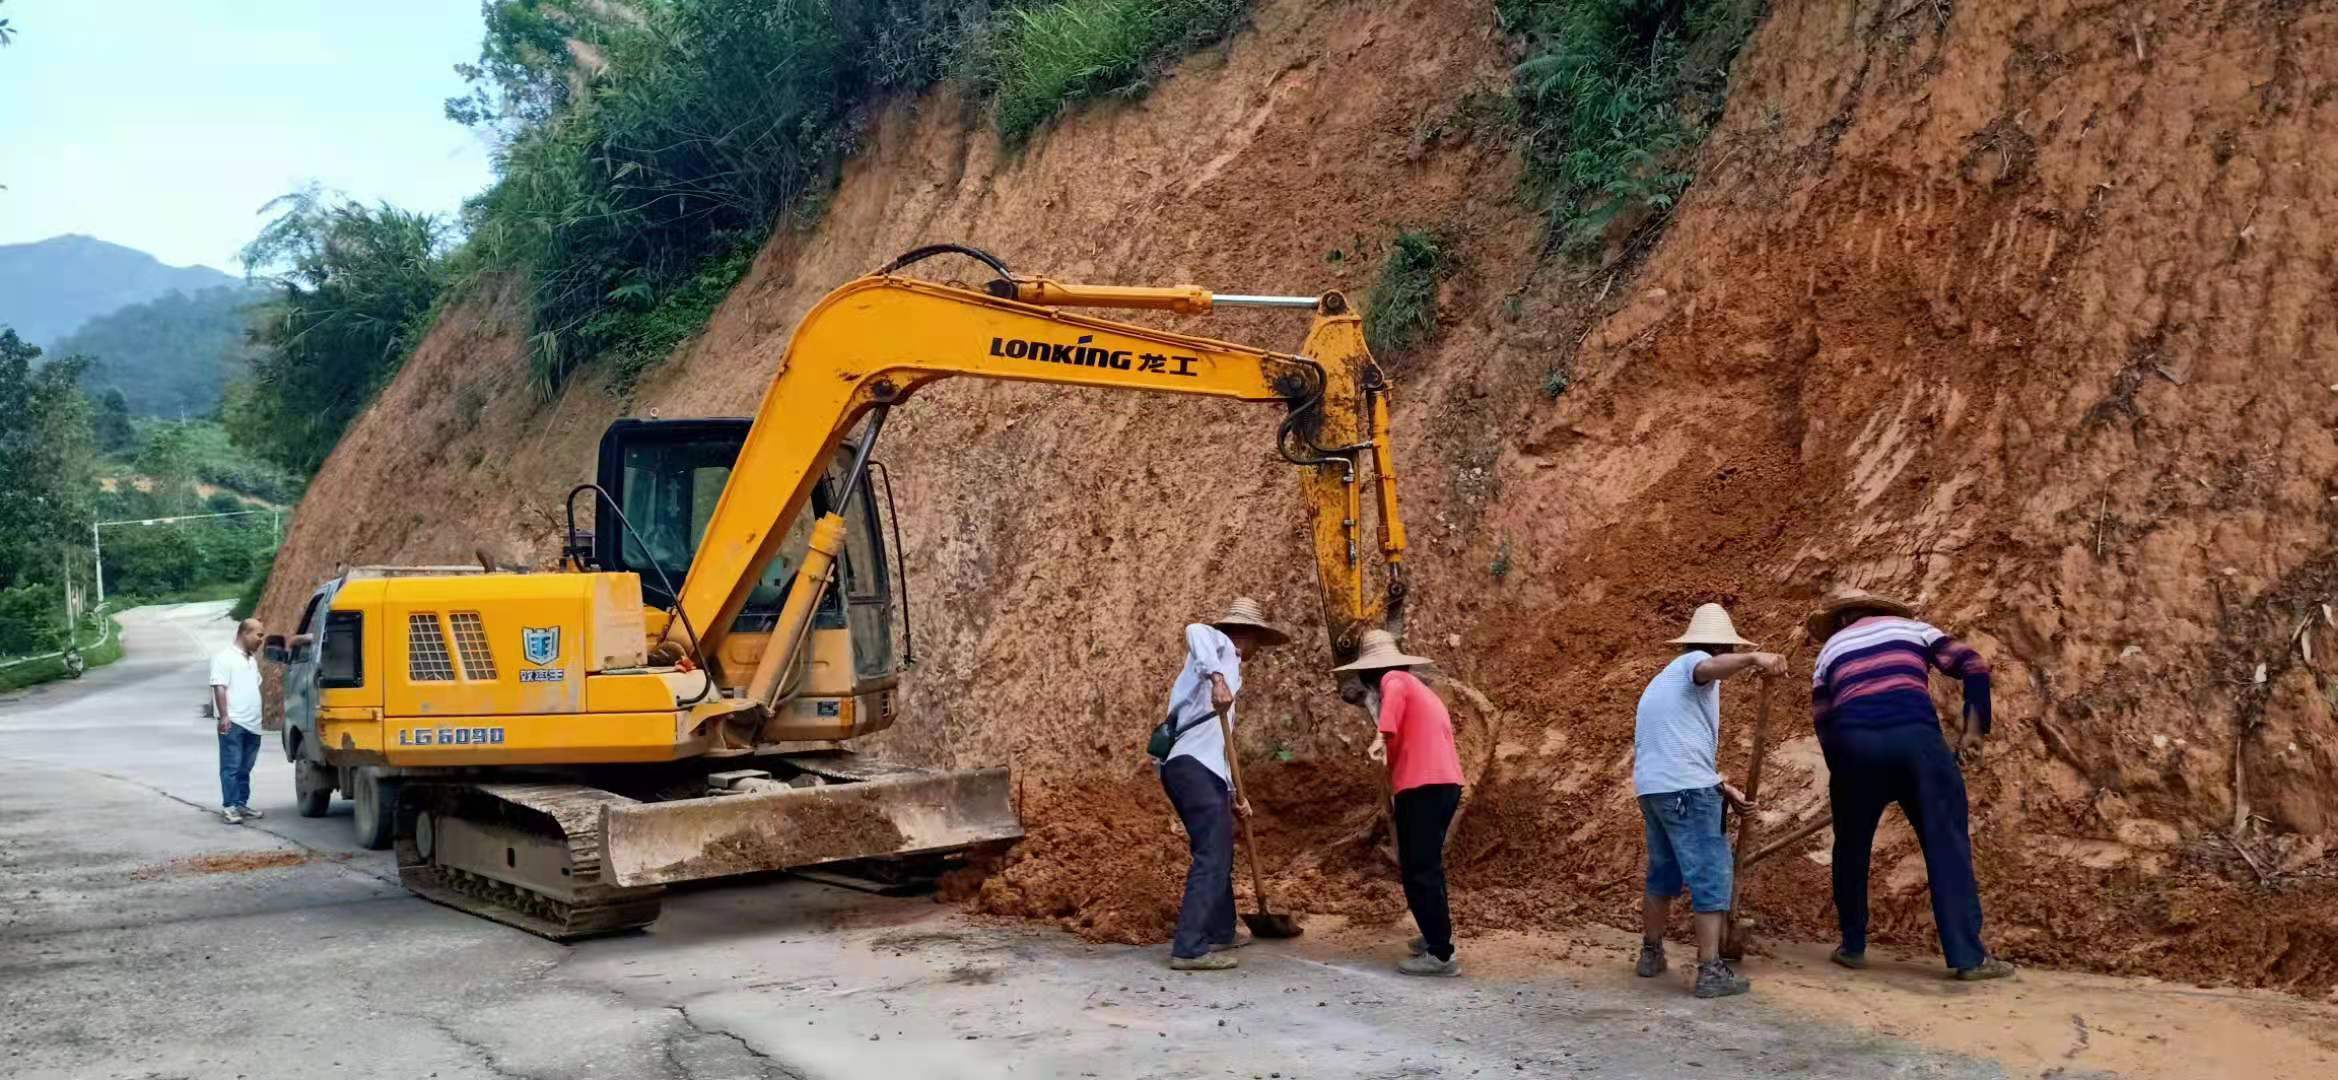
[320,611,363,688]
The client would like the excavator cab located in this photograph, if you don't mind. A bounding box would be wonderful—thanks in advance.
[587,417,905,741]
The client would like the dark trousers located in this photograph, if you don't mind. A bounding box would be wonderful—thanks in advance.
[1161,756,1236,959]
[1823,725,1985,970]
[1393,783,1461,961]
[218,727,261,809]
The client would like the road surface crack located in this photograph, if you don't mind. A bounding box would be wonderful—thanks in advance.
[666,1003,807,1080]
[427,1016,540,1080]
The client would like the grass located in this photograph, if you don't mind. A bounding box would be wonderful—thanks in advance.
[1364,231,1450,361]
[0,617,124,694]
[986,0,1248,144]
[1541,366,1573,398]
[228,569,270,621]
[1500,0,1764,254]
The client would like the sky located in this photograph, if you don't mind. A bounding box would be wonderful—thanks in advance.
[0,0,495,274]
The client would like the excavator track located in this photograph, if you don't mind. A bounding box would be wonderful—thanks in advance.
[394,782,665,941]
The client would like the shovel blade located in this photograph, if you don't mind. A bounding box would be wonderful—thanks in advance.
[1241,911,1304,939]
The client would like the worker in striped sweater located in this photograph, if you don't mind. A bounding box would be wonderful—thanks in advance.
[1806,588,2015,982]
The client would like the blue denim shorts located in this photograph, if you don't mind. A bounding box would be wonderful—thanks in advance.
[1640,786,1734,912]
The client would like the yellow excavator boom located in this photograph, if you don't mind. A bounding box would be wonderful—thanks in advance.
[672,254,1409,713]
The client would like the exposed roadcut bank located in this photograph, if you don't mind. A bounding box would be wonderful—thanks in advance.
[261,0,2338,995]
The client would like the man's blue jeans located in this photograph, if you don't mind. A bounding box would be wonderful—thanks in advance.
[218,727,261,809]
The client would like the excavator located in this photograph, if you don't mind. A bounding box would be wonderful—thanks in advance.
[266,244,1409,939]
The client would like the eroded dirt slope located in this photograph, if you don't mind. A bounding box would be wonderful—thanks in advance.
[263,0,2338,993]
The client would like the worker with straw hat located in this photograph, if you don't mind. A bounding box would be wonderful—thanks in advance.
[1632,603,1784,999]
[1806,587,2013,981]
[1337,629,1465,976]
[1156,597,1289,971]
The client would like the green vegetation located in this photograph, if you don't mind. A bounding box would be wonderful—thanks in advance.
[228,568,270,621]
[449,0,1251,396]
[0,330,94,593]
[984,0,1247,144]
[1490,539,1514,580]
[229,190,451,475]
[1363,231,1449,361]
[1499,0,1762,253]
[51,284,262,418]
[207,0,1254,478]
[451,0,990,396]
[0,617,123,694]
[122,419,304,505]
[1541,366,1573,398]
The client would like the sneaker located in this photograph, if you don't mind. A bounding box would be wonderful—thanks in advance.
[1954,956,2016,981]
[236,805,265,820]
[1397,952,1461,977]
[1830,947,1867,970]
[220,807,245,825]
[1408,935,1427,957]
[1168,953,1238,971]
[1210,927,1255,953]
[1692,958,1751,998]
[1635,940,1667,978]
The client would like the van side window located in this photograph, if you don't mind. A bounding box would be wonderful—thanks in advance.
[321,611,363,688]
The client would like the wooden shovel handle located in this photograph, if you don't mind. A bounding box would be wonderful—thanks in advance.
[1216,708,1276,912]
[1726,676,1775,914]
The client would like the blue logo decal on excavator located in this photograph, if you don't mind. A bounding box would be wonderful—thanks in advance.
[522,626,560,667]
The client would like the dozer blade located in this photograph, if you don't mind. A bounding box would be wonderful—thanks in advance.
[601,767,1021,888]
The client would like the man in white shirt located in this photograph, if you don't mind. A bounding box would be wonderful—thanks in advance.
[209,618,269,824]
[1158,597,1288,971]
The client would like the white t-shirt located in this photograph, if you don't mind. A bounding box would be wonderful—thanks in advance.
[1162,624,1242,784]
[209,645,264,735]
[1633,650,1723,796]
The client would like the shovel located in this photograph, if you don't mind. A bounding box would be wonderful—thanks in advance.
[1217,708,1303,938]
[1719,675,1775,961]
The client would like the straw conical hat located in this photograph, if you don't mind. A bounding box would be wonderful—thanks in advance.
[1804,587,1915,642]
[1333,629,1433,672]
[1669,603,1756,648]
[1210,597,1290,647]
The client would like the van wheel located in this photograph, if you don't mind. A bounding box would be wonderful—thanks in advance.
[294,762,334,818]
[352,769,400,850]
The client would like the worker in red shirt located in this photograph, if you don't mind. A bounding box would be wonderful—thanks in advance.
[1338,629,1466,976]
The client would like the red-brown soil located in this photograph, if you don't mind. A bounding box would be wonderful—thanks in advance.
[261,0,2338,994]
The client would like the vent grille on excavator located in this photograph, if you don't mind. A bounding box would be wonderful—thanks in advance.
[408,613,455,681]
[449,612,497,679]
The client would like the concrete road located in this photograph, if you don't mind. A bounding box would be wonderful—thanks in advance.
[0,603,2007,1080]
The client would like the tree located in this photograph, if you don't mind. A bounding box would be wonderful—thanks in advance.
[54,285,263,419]
[0,329,95,590]
[230,188,449,474]
[135,422,199,514]
[90,388,135,453]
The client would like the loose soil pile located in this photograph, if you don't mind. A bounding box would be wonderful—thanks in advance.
[135,851,314,878]
[263,0,2338,993]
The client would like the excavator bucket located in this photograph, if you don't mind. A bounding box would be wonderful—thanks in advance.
[599,766,1021,888]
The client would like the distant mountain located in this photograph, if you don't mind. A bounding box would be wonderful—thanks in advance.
[0,235,238,346]
[51,284,264,419]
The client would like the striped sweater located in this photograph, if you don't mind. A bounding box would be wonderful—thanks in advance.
[1810,616,1992,737]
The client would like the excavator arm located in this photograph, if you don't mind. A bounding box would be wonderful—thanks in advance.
[670,248,1409,715]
